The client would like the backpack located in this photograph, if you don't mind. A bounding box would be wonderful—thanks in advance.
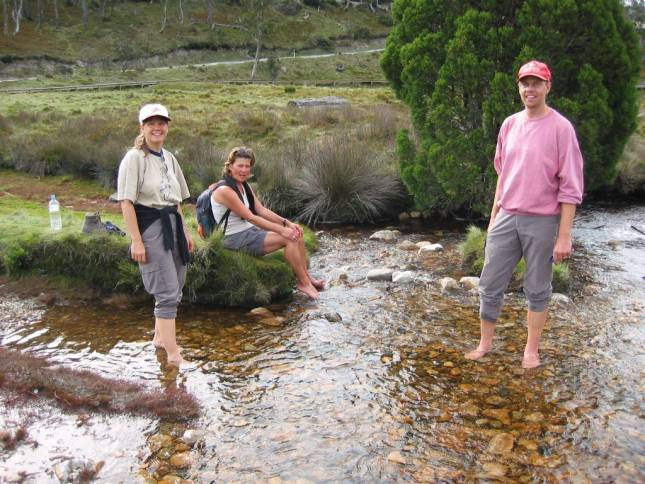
[195,177,257,238]
[196,180,227,239]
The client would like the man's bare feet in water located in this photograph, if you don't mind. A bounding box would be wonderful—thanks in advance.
[522,352,541,369]
[310,278,326,291]
[296,282,320,299]
[464,346,493,360]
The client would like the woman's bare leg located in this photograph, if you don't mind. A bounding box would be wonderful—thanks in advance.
[264,233,319,299]
[155,317,186,365]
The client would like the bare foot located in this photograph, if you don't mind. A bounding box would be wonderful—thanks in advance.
[464,346,493,361]
[296,283,320,299]
[522,353,541,369]
[311,278,326,291]
[152,333,164,348]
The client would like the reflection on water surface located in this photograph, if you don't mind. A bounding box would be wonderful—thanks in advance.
[0,205,643,482]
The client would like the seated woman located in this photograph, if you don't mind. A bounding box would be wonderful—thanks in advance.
[212,146,324,299]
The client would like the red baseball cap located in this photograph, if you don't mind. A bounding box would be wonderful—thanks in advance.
[517,60,551,82]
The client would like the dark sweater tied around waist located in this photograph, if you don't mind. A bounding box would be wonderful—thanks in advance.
[134,204,190,265]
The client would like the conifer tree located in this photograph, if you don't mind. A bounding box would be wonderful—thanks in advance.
[382,0,641,215]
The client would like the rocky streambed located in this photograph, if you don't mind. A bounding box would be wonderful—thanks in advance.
[0,204,643,482]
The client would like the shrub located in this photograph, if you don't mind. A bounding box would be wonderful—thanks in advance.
[235,109,279,137]
[175,138,228,196]
[284,86,296,94]
[382,0,641,216]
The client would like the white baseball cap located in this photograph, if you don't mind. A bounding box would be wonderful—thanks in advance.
[138,103,171,124]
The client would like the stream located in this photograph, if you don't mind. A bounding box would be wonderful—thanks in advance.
[0,204,643,482]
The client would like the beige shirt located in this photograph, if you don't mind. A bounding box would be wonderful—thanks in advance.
[117,148,190,209]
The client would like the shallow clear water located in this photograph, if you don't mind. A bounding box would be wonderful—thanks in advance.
[1,205,643,482]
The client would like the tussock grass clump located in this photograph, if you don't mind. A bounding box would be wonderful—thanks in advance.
[294,134,406,224]
[255,133,406,224]
[0,348,200,419]
[460,225,570,293]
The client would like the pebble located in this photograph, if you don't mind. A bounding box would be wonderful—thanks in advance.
[483,462,508,477]
[248,307,274,318]
[387,451,406,464]
[459,276,480,290]
[149,434,173,453]
[181,429,205,446]
[169,452,191,469]
[483,408,511,425]
[367,268,394,281]
[439,277,458,293]
[524,412,544,423]
[487,433,515,454]
[260,317,286,327]
[392,271,415,283]
[398,240,417,251]
[369,230,400,242]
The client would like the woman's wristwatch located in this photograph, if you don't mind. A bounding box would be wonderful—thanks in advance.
[282,218,288,227]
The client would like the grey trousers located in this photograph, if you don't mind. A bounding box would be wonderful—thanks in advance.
[479,210,559,323]
[138,218,187,319]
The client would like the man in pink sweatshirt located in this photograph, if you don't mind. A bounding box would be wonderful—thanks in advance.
[465,60,584,369]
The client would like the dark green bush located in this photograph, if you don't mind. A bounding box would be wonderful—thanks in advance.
[382,0,641,216]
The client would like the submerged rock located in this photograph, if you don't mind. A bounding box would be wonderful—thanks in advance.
[482,462,508,477]
[419,243,444,255]
[248,307,274,318]
[487,433,515,454]
[398,240,417,251]
[369,230,400,242]
[182,429,206,446]
[367,268,394,281]
[260,316,286,327]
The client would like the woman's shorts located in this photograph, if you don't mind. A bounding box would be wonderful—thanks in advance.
[223,226,267,256]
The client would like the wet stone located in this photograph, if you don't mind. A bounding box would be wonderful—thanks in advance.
[450,368,462,376]
[488,433,515,454]
[158,475,183,484]
[483,408,511,425]
[260,317,286,327]
[459,277,480,290]
[248,307,274,318]
[149,434,173,453]
[439,277,458,293]
[519,438,539,451]
[181,429,205,446]
[525,412,545,423]
[483,462,508,477]
[387,451,406,464]
[485,396,505,406]
[392,271,415,284]
[369,230,400,242]
[367,268,394,281]
[398,240,417,251]
[169,452,191,469]
[157,447,174,460]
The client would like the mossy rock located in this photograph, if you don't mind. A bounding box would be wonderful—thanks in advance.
[2,229,317,307]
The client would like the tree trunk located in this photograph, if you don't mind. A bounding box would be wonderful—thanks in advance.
[100,0,109,19]
[12,0,23,35]
[53,0,58,27]
[2,0,8,35]
[81,0,89,28]
[159,0,167,33]
[178,0,184,27]
[205,0,214,29]
[35,0,43,28]
[250,24,262,81]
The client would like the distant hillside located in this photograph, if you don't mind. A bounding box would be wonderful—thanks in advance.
[0,0,392,65]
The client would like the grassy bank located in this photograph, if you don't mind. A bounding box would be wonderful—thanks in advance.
[0,175,317,306]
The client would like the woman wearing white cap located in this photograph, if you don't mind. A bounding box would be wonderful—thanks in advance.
[117,103,194,368]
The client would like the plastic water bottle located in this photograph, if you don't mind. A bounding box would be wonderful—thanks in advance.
[49,194,62,230]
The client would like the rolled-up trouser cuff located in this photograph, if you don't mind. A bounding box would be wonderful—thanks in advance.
[527,297,550,313]
[154,302,178,320]
[479,296,503,323]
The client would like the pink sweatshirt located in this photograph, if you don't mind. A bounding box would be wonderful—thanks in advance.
[494,108,584,216]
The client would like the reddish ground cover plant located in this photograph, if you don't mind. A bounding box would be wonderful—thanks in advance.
[0,348,200,419]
